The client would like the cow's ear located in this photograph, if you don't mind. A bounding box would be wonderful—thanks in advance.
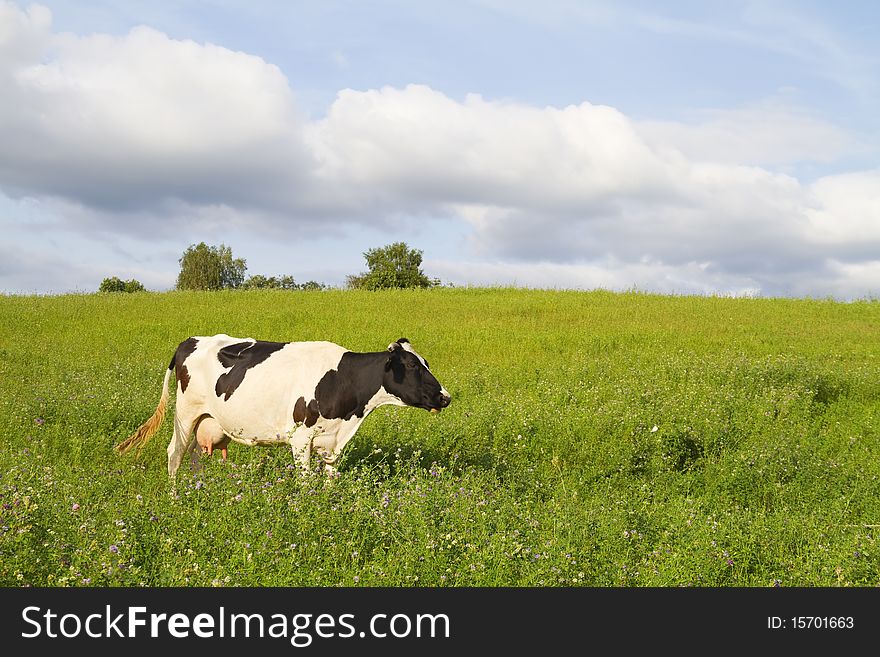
[396,337,410,345]
[387,341,403,352]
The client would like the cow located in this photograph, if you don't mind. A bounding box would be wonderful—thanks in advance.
[116,335,451,478]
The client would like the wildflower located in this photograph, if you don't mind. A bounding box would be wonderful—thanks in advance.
[70,503,80,512]
[34,418,45,426]
[109,545,119,554]
[353,576,360,583]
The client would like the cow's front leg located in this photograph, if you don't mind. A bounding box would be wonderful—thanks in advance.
[288,427,313,474]
[315,420,359,478]
[313,430,343,478]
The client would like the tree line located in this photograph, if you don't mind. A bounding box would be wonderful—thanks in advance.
[99,241,439,293]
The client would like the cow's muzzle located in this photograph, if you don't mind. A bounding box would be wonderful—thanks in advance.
[430,390,452,414]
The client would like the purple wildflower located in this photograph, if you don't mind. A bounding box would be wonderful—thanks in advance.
[109,545,119,554]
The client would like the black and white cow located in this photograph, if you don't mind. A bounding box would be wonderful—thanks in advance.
[116,335,451,477]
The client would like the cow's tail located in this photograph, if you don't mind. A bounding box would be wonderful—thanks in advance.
[116,366,173,454]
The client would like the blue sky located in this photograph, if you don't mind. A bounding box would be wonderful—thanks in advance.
[1,1,879,297]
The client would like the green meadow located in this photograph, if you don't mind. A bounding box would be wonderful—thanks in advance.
[1,288,878,586]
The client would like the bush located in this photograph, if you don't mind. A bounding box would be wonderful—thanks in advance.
[99,277,145,293]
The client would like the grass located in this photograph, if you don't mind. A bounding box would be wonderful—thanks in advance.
[1,287,879,586]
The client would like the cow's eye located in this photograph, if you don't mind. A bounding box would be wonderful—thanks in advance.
[405,360,417,369]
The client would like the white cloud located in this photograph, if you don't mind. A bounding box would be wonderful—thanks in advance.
[309,84,879,295]
[307,84,674,210]
[636,100,858,167]
[805,170,880,246]
[0,3,311,221]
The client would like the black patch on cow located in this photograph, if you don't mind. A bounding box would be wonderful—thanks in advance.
[172,337,199,393]
[214,340,286,401]
[293,396,320,428]
[314,352,387,421]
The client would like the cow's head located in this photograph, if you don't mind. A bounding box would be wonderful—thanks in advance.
[383,338,451,413]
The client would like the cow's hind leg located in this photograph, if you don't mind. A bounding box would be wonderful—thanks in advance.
[167,411,199,478]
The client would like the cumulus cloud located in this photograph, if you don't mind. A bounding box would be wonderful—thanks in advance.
[0,2,311,225]
[307,85,676,210]
[307,84,877,294]
[636,100,859,167]
[1,1,878,298]
[805,170,880,247]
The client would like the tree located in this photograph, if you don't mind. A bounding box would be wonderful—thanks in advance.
[241,274,272,290]
[241,275,327,290]
[176,242,246,291]
[242,274,295,290]
[346,242,438,290]
[99,276,145,293]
